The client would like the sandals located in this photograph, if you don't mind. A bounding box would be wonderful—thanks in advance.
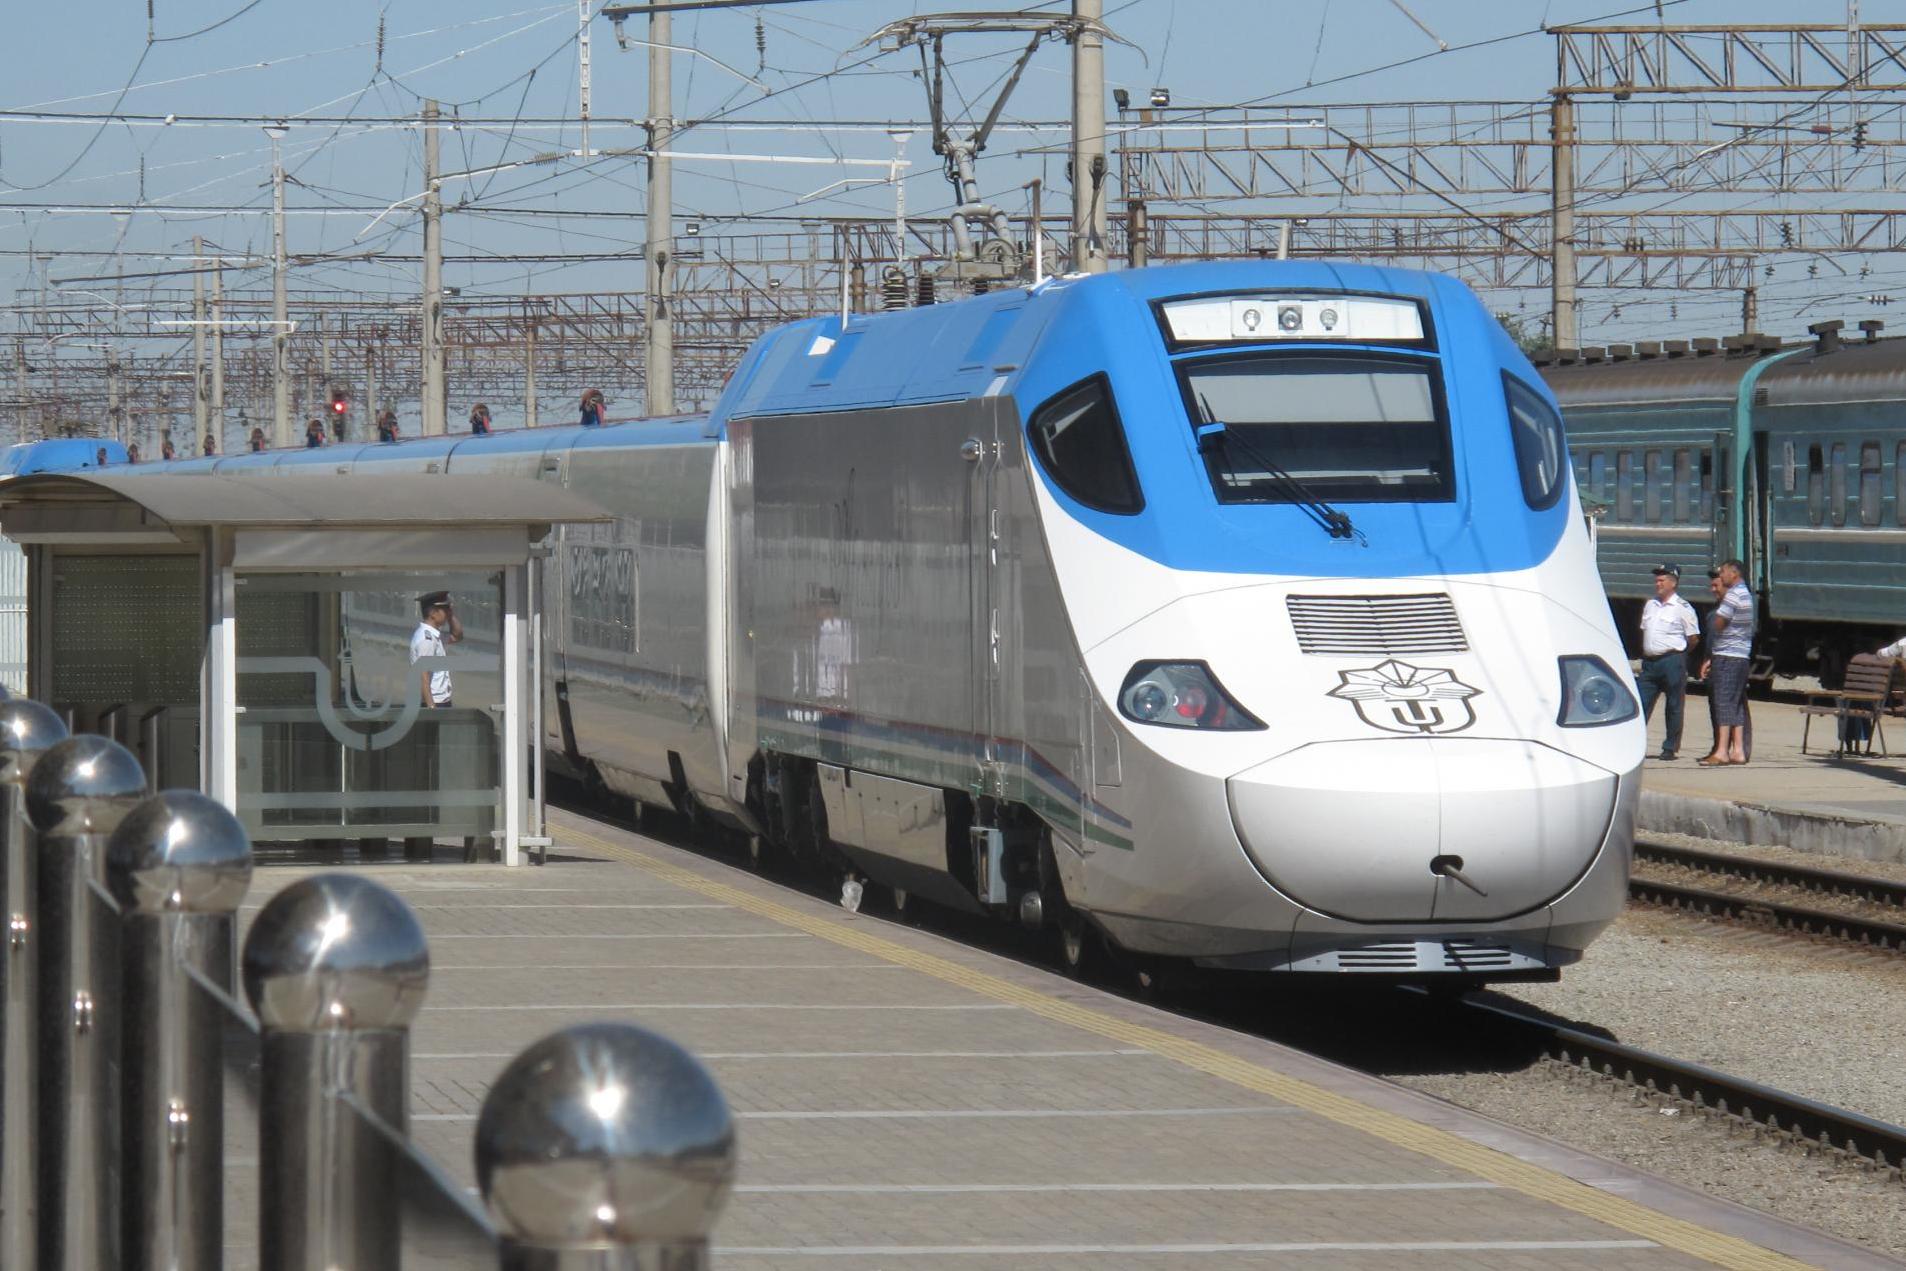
[1696,755,1727,767]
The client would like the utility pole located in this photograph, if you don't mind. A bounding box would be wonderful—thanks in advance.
[1070,0,1108,274]
[1550,90,1578,349]
[268,127,291,447]
[524,318,538,428]
[422,100,447,435]
[1127,199,1147,268]
[192,236,208,455]
[366,347,379,432]
[578,0,594,157]
[645,4,675,416]
[13,336,27,444]
[209,258,225,452]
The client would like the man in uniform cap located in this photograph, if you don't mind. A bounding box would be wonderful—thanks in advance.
[410,591,463,709]
[1637,563,1700,760]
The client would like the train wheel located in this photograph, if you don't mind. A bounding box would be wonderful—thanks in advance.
[1058,911,1104,978]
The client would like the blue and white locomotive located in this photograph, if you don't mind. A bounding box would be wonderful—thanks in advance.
[12,260,1645,979]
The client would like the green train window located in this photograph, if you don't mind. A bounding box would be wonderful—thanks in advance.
[1808,445,1825,525]
[1897,442,1906,527]
[1862,443,1884,527]
[1643,449,1664,524]
[1831,443,1848,527]
[1673,450,1692,522]
[1616,452,1635,521]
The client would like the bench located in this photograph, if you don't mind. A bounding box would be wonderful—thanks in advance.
[1801,652,1900,756]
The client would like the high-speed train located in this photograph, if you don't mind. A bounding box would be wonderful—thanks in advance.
[16,261,1644,980]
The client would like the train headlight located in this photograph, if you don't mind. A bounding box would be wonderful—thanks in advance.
[1117,662,1264,731]
[1556,655,1639,728]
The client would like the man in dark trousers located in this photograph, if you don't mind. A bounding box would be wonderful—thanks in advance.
[1636,563,1699,760]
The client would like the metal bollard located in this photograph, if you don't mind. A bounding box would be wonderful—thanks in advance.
[25,734,147,1271]
[476,1022,738,1271]
[243,873,429,1271]
[0,698,67,1267]
[106,791,252,1271]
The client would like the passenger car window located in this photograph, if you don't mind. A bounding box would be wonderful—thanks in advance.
[1502,375,1566,511]
[1861,442,1883,527]
[1672,449,1691,522]
[1643,449,1663,524]
[1699,452,1714,523]
[1830,442,1848,527]
[1897,442,1906,526]
[1586,452,1606,505]
[1616,452,1635,521]
[1808,445,1824,525]
[1027,375,1144,514]
[1782,440,1797,493]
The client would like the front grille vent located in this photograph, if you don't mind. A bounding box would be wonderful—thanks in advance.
[1441,939,1516,970]
[1286,593,1467,656]
[1335,943,1419,970]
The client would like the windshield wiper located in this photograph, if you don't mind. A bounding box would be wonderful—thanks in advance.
[1195,393,1363,543]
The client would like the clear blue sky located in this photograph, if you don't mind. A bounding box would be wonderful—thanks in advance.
[2,0,1898,345]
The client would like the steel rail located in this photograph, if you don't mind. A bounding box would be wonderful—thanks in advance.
[1631,839,1906,951]
[1636,838,1906,906]
[1458,994,1906,1176]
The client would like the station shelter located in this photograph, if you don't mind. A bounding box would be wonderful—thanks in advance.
[0,470,609,866]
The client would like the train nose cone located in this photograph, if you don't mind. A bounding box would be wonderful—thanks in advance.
[1227,739,1617,923]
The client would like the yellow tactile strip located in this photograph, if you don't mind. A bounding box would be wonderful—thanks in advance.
[562,820,1814,1271]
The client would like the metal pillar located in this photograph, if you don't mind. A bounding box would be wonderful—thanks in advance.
[0,699,69,1269]
[645,3,676,416]
[106,792,250,1271]
[422,101,447,436]
[1070,0,1107,274]
[1743,285,1759,335]
[269,129,291,448]
[1127,199,1147,268]
[191,238,208,456]
[208,261,224,455]
[24,735,147,1271]
[244,874,428,1271]
[1550,91,1578,349]
[477,1022,737,1270]
[523,321,538,429]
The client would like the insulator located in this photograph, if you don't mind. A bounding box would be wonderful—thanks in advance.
[880,267,909,310]
[916,274,936,307]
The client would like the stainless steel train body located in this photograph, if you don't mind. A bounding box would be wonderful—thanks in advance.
[42,261,1644,978]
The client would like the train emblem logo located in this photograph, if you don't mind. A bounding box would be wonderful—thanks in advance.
[1327,659,1480,735]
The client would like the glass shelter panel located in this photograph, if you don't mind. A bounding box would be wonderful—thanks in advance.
[235,570,502,846]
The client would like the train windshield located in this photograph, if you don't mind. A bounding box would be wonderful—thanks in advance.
[1178,351,1454,504]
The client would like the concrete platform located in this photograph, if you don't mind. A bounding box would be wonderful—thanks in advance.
[217,808,1897,1270]
[1640,696,1906,860]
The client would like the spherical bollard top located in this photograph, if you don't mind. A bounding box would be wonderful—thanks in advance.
[25,734,147,838]
[105,791,253,915]
[476,1022,738,1250]
[0,698,68,786]
[242,873,428,1032]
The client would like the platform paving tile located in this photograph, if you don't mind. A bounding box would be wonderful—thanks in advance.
[409,1049,1294,1117]
[407,998,1107,1056]
[714,1188,1661,1250]
[417,961,977,1009]
[232,847,1784,1271]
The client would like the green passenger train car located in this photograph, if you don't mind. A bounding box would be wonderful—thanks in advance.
[1541,321,1906,687]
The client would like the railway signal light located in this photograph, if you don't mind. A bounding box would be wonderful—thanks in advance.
[329,387,349,416]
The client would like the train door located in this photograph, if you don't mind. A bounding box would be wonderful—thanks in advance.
[1710,434,1733,570]
[1749,431,1772,593]
[969,404,1003,800]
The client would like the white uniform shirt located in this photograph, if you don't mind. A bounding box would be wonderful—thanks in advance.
[410,621,452,706]
[1639,592,1700,657]
[1881,636,1906,661]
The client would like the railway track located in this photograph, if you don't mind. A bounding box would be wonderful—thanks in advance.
[1451,993,1906,1179]
[1630,838,1906,952]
